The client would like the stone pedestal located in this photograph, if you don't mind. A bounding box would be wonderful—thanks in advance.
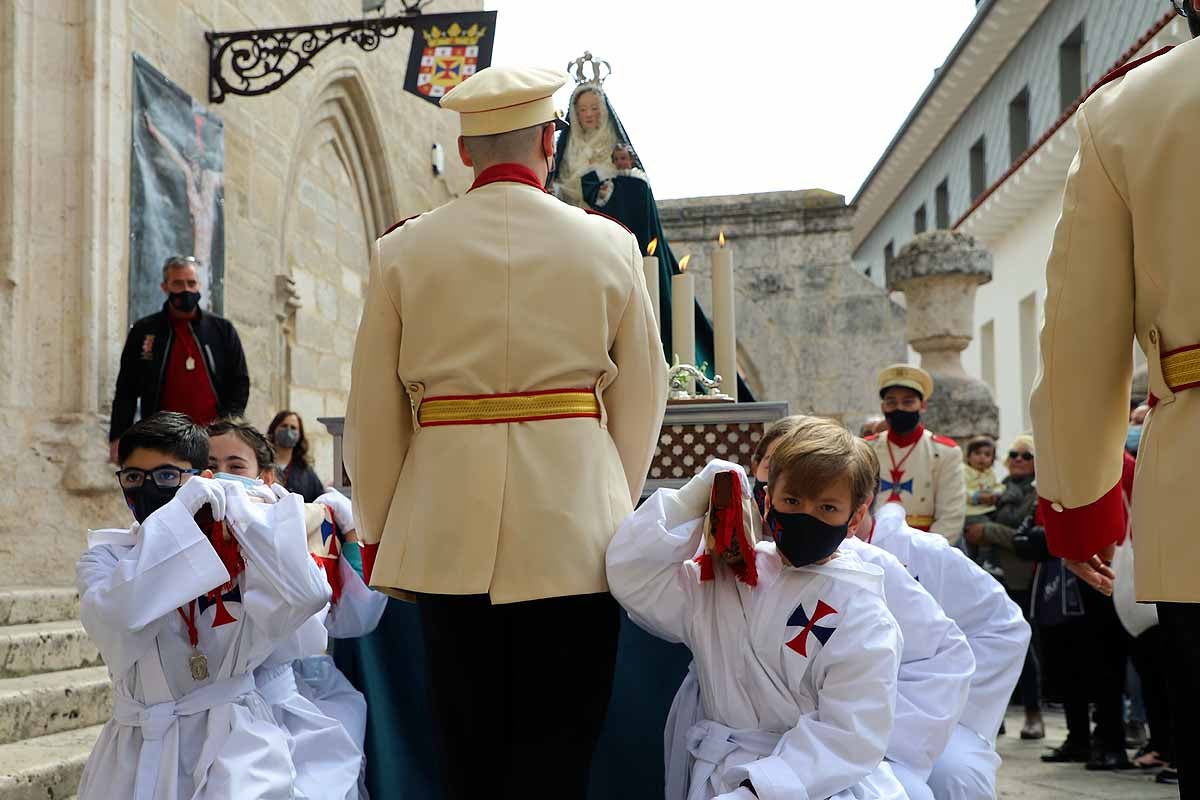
[888,231,999,442]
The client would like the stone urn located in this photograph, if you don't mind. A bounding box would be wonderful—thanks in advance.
[888,230,999,442]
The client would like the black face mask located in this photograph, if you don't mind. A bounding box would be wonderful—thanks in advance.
[169,291,201,313]
[765,508,848,567]
[124,483,181,524]
[884,409,921,434]
[753,479,768,515]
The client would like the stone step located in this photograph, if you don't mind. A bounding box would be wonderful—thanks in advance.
[0,724,101,800]
[0,667,111,745]
[0,622,101,679]
[0,589,79,627]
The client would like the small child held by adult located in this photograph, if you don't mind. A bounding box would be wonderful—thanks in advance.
[608,420,907,799]
[963,436,1003,577]
[77,412,330,800]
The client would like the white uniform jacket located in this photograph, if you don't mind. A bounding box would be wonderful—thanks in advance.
[76,485,330,800]
[866,427,965,542]
[607,461,906,800]
[869,503,1030,745]
[840,536,974,779]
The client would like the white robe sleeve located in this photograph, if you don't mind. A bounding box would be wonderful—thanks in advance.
[605,490,704,645]
[75,501,230,676]
[726,591,902,800]
[933,544,1030,742]
[875,547,974,777]
[325,553,388,639]
[224,489,332,665]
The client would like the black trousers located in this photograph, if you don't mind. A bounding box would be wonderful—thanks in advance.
[1131,624,1174,761]
[1039,584,1129,751]
[416,592,621,800]
[1159,602,1200,797]
[1006,587,1041,713]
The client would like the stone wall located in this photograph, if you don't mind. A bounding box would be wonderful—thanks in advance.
[0,0,480,586]
[659,191,906,431]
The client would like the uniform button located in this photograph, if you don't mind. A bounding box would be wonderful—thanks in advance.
[1149,329,1158,344]
[1051,502,1064,513]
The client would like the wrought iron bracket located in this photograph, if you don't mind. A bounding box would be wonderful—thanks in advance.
[206,12,424,103]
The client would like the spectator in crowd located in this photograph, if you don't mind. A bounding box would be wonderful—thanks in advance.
[108,255,249,462]
[964,434,1043,740]
[268,410,325,502]
[963,436,1003,576]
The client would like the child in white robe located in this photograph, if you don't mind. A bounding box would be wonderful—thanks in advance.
[208,419,387,800]
[608,422,906,800]
[858,499,1030,800]
[77,412,331,800]
[700,414,975,800]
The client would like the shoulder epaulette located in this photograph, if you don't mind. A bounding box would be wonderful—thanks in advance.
[381,213,422,237]
[931,433,959,448]
[1086,46,1173,102]
[584,207,633,236]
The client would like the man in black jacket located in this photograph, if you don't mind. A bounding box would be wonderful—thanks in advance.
[108,256,249,462]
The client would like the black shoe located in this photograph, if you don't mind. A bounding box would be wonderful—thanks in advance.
[1156,766,1179,784]
[1085,750,1134,771]
[1042,741,1090,763]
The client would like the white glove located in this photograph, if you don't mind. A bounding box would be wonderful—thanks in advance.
[315,489,355,533]
[222,480,269,536]
[714,788,756,800]
[662,459,750,532]
[174,476,226,521]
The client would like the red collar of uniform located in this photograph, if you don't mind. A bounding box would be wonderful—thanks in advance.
[887,424,925,448]
[468,163,547,193]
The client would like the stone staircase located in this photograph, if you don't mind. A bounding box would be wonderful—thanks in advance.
[0,588,109,800]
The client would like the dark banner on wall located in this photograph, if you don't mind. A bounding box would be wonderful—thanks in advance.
[130,53,225,322]
[403,11,497,105]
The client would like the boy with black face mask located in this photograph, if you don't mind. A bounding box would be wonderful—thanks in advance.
[863,364,965,544]
[76,412,331,800]
[607,423,907,800]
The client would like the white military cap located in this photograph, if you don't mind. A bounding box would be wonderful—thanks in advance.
[440,65,569,137]
[878,363,934,400]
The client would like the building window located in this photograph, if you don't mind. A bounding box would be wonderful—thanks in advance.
[1059,22,1084,112]
[1019,292,1039,430]
[969,136,987,201]
[914,204,927,235]
[1009,87,1030,163]
[884,240,895,270]
[935,179,950,228]
[980,320,996,395]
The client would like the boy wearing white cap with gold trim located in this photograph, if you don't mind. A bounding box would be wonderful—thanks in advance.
[864,364,966,543]
[344,64,667,799]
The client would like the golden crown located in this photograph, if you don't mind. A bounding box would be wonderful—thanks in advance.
[422,22,488,48]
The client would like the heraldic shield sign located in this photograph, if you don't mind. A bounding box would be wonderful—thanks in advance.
[404,11,497,104]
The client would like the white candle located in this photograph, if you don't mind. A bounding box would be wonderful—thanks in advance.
[643,238,660,331]
[711,232,736,401]
[672,255,696,394]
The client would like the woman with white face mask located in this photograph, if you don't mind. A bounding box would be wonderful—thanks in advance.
[268,410,326,502]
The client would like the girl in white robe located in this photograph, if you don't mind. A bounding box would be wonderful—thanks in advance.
[207,419,385,800]
[77,476,331,800]
[864,501,1030,800]
[608,459,907,800]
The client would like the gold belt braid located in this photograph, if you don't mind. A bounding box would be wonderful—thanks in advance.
[417,388,600,427]
[907,514,935,531]
[1162,345,1200,394]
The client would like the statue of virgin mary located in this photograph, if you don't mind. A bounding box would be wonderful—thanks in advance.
[553,61,750,401]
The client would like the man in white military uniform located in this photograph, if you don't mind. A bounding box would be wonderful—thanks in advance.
[860,500,1030,800]
[344,65,667,798]
[1030,3,1200,792]
[865,364,965,542]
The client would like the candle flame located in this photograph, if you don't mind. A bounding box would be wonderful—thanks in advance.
[718,230,726,248]
[647,238,658,256]
[678,255,692,273]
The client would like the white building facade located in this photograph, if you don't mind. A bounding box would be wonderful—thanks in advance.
[852,0,1188,449]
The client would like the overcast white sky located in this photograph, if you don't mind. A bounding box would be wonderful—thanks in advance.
[484,0,978,200]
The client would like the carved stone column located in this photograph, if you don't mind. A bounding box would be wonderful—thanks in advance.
[888,230,998,441]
